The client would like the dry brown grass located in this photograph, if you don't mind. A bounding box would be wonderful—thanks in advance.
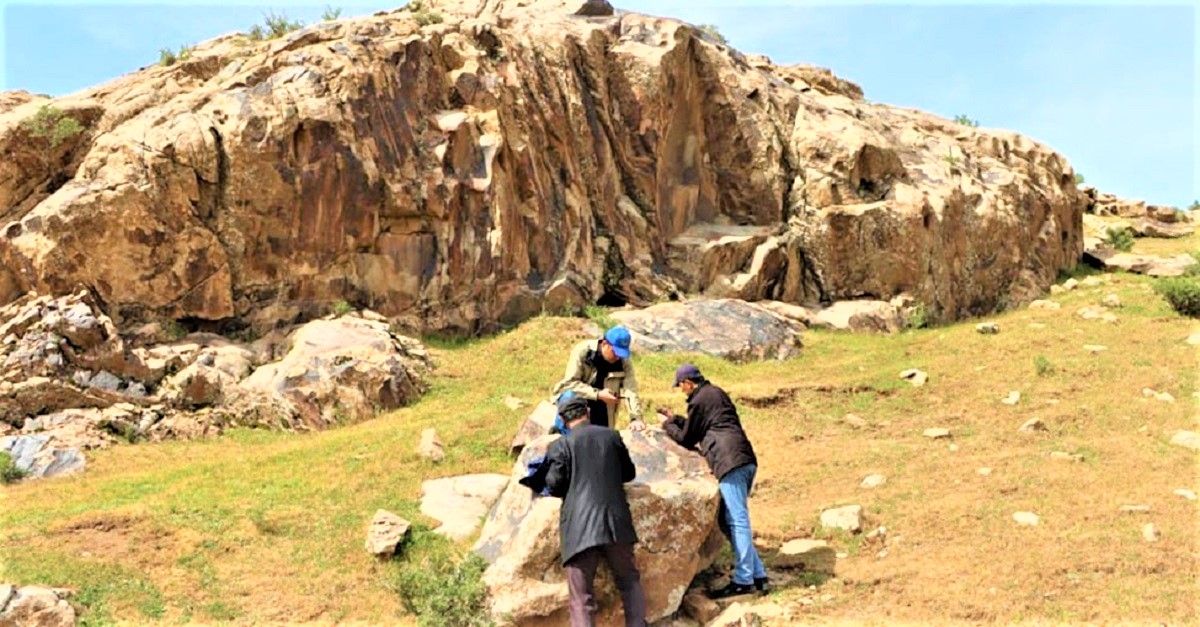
[1,253,1197,625]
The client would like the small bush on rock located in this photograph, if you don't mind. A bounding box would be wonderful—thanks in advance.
[1103,226,1135,252]
[1155,277,1200,317]
[1,452,28,484]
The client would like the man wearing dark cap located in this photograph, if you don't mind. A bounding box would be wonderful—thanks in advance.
[551,325,646,431]
[657,364,768,599]
[545,394,647,627]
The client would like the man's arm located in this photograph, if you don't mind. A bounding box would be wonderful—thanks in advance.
[663,403,706,450]
[543,439,572,498]
[550,342,599,400]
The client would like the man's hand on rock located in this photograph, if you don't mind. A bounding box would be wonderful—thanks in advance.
[629,418,646,432]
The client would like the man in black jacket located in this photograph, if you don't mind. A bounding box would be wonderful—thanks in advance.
[658,364,768,600]
[545,395,648,626]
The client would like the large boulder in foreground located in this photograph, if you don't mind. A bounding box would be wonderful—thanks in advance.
[474,429,720,626]
[610,299,803,362]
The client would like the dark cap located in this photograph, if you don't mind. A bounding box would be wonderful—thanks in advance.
[557,395,589,420]
[673,364,702,387]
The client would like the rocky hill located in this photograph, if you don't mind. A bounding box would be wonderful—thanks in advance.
[0,0,1084,337]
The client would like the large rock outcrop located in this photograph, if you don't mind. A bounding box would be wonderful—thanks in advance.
[0,291,432,479]
[0,0,1084,335]
[474,429,721,625]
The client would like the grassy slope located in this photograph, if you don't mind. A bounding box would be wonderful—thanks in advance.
[1,233,1197,626]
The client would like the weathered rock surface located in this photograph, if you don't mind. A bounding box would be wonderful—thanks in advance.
[0,584,76,627]
[1082,248,1197,277]
[610,299,803,361]
[0,0,1084,336]
[365,509,411,558]
[420,473,510,541]
[474,429,721,626]
[0,292,433,478]
[1132,218,1194,239]
[510,399,558,455]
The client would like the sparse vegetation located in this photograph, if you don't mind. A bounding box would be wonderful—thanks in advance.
[158,44,193,67]
[1102,226,1135,252]
[1034,354,1054,376]
[413,10,444,26]
[1155,277,1200,317]
[2,263,1196,623]
[245,11,304,41]
[583,303,616,330]
[903,301,929,330]
[321,5,343,21]
[953,114,979,127]
[1073,172,1086,185]
[942,148,961,167]
[1,452,27,484]
[394,532,493,627]
[697,24,728,45]
[332,300,354,316]
[1189,200,1199,212]
[19,105,84,149]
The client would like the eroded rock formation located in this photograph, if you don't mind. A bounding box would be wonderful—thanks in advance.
[0,0,1085,336]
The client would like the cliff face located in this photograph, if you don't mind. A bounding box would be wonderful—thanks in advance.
[0,0,1084,335]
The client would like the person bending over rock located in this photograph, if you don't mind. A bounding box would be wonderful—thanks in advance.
[551,325,646,431]
[657,364,769,599]
[544,395,648,626]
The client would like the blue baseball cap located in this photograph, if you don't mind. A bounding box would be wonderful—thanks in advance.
[604,326,632,359]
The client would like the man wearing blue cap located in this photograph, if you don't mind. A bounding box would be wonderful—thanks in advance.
[551,325,646,431]
[658,363,768,599]
[545,394,647,626]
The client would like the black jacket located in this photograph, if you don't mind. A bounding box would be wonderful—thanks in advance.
[544,424,639,565]
[664,380,757,480]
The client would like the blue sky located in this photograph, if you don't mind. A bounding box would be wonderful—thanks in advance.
[2,1,1196,208]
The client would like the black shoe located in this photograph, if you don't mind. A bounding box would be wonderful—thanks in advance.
[754,576,770,593]
[707,581,757,600]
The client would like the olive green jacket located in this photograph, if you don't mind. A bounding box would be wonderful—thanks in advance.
[550,339,644,426]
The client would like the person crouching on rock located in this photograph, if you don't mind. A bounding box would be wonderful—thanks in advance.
[551,325,647,432]
[545,394,648,627]
[657,364,768,599]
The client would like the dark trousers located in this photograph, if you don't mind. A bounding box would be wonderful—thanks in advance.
[563,543,647,627]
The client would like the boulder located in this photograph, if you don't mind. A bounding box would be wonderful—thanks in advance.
[474,429,721,625]
[420,473,510,541]
[1132,218,1194,239]
[774,538,837,573]
[510,400,558,455]
[1082,248,1197,277]
[237,316,431,428]
[0,585,76,627]
[609,299,803,362]
[365,509,411,558]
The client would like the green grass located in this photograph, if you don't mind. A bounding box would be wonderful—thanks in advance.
[1,271,1196,624]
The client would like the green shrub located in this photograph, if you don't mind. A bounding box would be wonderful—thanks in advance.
[1155,277,1200,317]
[1073,173,1085,185]
[332,300,354,316]
[245,11,303,40]
[697,24,728,45]
[19,105,84,149]
[904,302,929,330]
[953,114,979,127]
[583,304,616,330]
[1,452,28,484]
[413,10,443,26]
[321,5,343,20]
[395,536,493,627]
[158,45,193,67]
[1102,226,1134,252]
[1034,355,1054,377]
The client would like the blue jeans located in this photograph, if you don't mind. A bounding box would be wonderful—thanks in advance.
[718,463,767,585]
